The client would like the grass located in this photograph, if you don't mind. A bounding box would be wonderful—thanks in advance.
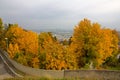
[4,77,74,80]
[107,66,120,70]
[4,77,98,80]
[5,77,52,80]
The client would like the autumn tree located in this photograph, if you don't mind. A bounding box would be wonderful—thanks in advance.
[38,32,77,70]
[71,19,119,68]
[1,18,118,70]
[38,32,66,70]
[0,18,3,46]
[0,18,3,31]
[103,30,119,68]
[1,24,76,70]
[0,18,6,48]
[4,24,39,68]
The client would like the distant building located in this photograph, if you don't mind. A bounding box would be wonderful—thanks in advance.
[53,32,72,41]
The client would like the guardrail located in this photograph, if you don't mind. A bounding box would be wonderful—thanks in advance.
[0,49,23,78]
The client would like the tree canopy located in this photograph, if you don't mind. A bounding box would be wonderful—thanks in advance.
[0,18,119,70]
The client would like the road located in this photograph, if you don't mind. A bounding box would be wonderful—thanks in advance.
[0,49,23,79]
[0,57,13,80]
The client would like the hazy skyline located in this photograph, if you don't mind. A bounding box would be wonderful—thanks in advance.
[0,0,120,30]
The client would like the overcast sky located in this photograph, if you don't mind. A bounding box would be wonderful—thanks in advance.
[0,0,120,30]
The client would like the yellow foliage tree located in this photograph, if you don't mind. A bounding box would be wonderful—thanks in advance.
[1,18,118,70]
[32,57,39,68]
[7,43,20,59]
[38,32,77,70]
[71,19,119,68]
[5,24,39,68]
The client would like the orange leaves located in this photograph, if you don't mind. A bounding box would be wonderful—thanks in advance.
[32,57,39,68]
[38,32,77,70]
[0,18,119,70]
[71,18,119,68]
[4,24,39,68]
[39,32,66,70]
[6,25,39,55]
[7,43,20,58]
[23,31,39,55]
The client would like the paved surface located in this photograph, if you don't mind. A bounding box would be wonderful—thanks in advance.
[0,57,13,80]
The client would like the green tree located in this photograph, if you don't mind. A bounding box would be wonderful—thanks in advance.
[0,18,5,48]
[0,18,3,30]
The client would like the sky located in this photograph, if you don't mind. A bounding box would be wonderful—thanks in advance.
[0,0,120,30]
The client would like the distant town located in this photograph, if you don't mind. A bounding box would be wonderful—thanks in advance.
[33,29,73,41]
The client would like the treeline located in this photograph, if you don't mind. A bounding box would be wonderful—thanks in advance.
[0,18,120,70]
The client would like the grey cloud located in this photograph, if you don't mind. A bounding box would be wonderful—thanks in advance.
[0,0,120,30]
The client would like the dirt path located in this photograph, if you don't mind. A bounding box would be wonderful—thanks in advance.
[0,57,13,80]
